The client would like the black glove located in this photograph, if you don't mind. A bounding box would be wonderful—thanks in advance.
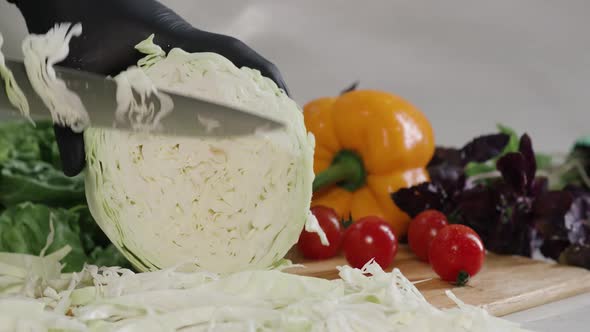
[7,0,289,177]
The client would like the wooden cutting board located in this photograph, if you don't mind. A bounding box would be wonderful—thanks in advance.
[284,246,590,317]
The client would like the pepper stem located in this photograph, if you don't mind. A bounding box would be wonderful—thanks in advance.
[313,150,366,192]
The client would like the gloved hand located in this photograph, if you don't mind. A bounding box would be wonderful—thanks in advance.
[7,0,290,176]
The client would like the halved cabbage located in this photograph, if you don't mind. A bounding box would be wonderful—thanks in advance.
[84,36,316,273]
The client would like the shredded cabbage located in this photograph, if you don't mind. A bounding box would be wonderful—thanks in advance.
[0,298,87,332]
[113,66,174,133]
[0,33,31,123]
[21,23,89,132]
[0,250,529,332]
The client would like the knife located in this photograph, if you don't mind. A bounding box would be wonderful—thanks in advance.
[0,59,284,138]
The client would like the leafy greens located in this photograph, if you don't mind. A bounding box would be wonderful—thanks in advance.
[0,120,129,272]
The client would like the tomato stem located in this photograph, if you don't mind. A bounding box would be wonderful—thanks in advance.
[341,214,354,229]
[455,270,471,287]
[313,150,366,192]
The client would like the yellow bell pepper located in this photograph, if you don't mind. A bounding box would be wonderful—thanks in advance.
[303,89,435,236]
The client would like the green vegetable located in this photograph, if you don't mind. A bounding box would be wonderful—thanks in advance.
[576,135,590,147]
[560,137,590,189]
[497,124,520,153]
[542,136,590,190]
[0,203,87,272]
[71,204,130,268]
[535,153,553,170]
[0,120,130,271]
[0,159,84,206]
[464,161,496,177]
[0,203,130,272]
[70,204,111,250]
[88,244,130,268]
[0,121,61,169]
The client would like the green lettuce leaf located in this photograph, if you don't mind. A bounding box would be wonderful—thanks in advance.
[0,121,59,165]
[0,159,84,206]
[497,124,520,153]
[88,244,130,268]
[0,203,131,272]
[0,203,87,272]
[556,136,590,190]
[70,205,130,269]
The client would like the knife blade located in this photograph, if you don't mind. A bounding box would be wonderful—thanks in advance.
[0,59,284,138]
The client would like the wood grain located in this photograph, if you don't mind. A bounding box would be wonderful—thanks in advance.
[284,246,590,317]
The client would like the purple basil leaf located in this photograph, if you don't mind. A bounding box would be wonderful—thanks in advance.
[531,177,549,197]
[427,164,466,197]
[541,239,571,260]
[460,133,510,165]
[474,202,532,256]
[559,244,590,269]
[391,182,448,218]
[533,191,573,220]
[454,185,499,243]
[488,190,534,256]
[564,185,590,196]
[518,134,537,192]
[497,152,528,194]
[428,147,462,167]
[532,190,590,261]
[533,191,573,241]
[564,193,590,244]
[456,186,498,224]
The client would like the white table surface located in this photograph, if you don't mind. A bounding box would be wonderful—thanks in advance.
[1,1,589,330]
[506,293,590,331]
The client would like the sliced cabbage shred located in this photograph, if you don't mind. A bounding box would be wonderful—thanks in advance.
[112,66,174,132]
[0,250,529,332]
[0,33,31,122]
[21,23,89,132]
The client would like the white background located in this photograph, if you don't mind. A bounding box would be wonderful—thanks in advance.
[1,0,589,330]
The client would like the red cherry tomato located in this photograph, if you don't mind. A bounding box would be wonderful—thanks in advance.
[342,216,398,269]
[429,224,485,285]
[408,210,449,262]
[297,206,342,259]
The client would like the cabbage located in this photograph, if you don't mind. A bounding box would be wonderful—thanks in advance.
[0,250,529,332]
[22,23,89,132]
[0,298,87,332]
[0,33,31,122]
[83,35,317,273]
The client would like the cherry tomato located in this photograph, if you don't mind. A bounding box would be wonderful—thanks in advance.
[408,210,449,262]
[297,206,342,259]
[342,216,398,269]
[429,224,485,285]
